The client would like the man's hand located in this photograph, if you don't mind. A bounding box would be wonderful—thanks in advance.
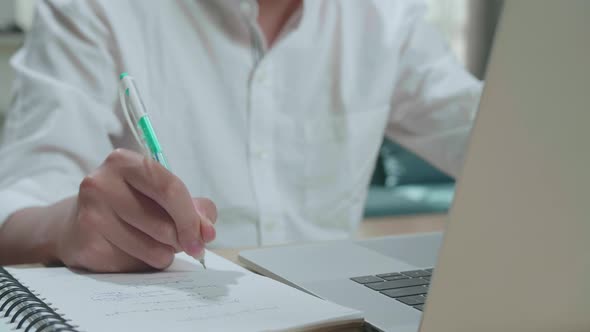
[56,149,217,272]
[0,149,217,272]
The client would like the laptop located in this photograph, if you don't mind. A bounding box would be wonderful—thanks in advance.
[239,2,590,331]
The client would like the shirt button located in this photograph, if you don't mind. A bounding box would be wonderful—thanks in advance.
[255,70,267,83]
[251,145,269,159]
[255,150,269,160]
[264,222,276,232]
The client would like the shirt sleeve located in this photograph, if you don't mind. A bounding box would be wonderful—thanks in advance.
[0,0,125,225]
[386,1,483,178]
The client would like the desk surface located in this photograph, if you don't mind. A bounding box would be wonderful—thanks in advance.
[214,213,446,263]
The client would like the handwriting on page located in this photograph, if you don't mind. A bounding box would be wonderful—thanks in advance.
[83,271,280,322]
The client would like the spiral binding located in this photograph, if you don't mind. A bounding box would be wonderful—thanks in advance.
[0,268,79,332]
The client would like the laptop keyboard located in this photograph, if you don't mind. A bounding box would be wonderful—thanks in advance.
[350,268,433,312]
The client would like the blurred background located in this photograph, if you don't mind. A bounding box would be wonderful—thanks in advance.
[0,0,503,217]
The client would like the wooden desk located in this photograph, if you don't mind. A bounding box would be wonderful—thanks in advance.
[213,213,446,263]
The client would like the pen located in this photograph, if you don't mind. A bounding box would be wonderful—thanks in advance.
[118,72,206,269]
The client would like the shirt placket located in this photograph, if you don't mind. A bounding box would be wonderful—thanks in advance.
[240,0,285,245]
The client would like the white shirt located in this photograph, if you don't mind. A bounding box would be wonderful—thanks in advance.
[0,0,481,248]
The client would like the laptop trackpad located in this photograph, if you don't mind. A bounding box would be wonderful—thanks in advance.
[357,232,443,268]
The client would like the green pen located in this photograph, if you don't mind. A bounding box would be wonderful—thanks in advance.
[118,72,206,269]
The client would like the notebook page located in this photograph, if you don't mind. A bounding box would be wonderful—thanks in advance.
[0,318,12,332]
[7,251,361,332]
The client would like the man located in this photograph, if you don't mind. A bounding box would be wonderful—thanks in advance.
[0,0,481,272]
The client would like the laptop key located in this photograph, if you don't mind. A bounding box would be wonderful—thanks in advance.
[365,278,428,291]
[382,275,409,281]
[350,276,383,284]
[413,305,425,311]
[396,295,426,306]
[401,270,431,278]
[381,285,428,298]
[376,272,402,278]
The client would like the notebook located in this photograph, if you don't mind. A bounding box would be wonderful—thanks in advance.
[0,251,362,332]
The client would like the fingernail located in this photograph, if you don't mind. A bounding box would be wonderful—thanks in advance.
[186,240,203,257]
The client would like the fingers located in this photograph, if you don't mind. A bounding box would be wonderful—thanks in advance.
[200,216,217,243]
[193,198,218,224]
[69,149,219,273]
[77,240,154,273]
[104,178,182,252]
[128,158,203,256]
[99,212,176,270]
[69,191,158,272]
[193,198,217,243]
[102,149,208,258]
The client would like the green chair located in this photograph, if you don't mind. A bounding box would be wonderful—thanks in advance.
[364,139,455,217]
